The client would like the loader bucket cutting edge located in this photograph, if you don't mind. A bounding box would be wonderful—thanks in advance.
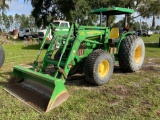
[4,65,69,113]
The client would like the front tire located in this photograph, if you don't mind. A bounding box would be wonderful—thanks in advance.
[118,35,145,72]
[84,49,114,86]
[23,36,27,40]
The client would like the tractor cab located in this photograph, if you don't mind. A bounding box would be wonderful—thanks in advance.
[91,7,134,54]
[91,6,134,38]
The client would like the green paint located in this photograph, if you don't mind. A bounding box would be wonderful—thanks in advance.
[11,7,136,112]
[91,6,134,15]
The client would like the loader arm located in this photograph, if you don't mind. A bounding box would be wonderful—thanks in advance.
[39,23,110,80]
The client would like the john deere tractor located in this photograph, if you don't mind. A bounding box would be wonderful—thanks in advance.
[4,7,145,112]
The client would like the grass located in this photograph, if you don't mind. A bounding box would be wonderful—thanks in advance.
[0,36,160,120]
[141,34,160,43]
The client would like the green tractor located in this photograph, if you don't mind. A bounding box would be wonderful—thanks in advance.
[4,7,145,112]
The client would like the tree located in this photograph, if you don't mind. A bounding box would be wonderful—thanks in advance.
[149,0,160,28]
[14,14,21,29]
[156,25,160,30]
[0,0,12,31]
[2,12,10,31]
[141,21,149,29]
[133,21,141,31]
[0,14,3,29]
[20,14,30,28]
[8,15,14,31]
[137,0,160,29]
[57,0,99,25]
[113,20,124,27]
[26,0,160,28]
[31,0,59,28]
[0,0,12,11]
[28,15,36,29]
[30,0,131,27]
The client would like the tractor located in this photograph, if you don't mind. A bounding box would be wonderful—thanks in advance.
[4,7,145,112]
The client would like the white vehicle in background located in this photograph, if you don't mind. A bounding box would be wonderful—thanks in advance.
[137,29,153,37]
[18,28,38,39]
[18,28,32,39]
[38,20,70,44]
[146,30,153,37]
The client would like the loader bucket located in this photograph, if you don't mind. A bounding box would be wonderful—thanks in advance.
[4,65,69,113]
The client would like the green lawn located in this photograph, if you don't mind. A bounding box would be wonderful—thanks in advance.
[141,34,160,43]
[0,37,160,120]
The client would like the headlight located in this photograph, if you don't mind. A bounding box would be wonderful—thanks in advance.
[55,42,60,49]
[62,40,65,44]
[46,37,49,41]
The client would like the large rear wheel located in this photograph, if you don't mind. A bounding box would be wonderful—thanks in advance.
[118,35,145,72]
[84,49,114,85]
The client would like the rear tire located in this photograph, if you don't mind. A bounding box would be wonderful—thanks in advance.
[84,49,114,85]
[0,45,5,67]
[118,35,145,72]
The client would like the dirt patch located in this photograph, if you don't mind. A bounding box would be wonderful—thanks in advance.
[112,85,130,97]
[141,66,160,72]
[108,99,121,106]
[155,110,160,116]
[66,74,97,91]
[141,58,160,72]
[107,85,132,106]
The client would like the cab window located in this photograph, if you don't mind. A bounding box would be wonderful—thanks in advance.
[60,23,65,27]
[26,30,29,32]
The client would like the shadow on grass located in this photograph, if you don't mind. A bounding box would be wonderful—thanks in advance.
[145,42,160,48]
[0,65,126,88]
[0,81,7,87]
[22,44,41,50]
[66,74,92,87]
[22,43,49,50]
[65,66,124,87]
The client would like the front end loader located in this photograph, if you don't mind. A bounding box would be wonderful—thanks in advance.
[4,7,145,113]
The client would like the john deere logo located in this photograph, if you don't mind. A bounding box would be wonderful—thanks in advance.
[87,31,102,36]
[80,32,85,35]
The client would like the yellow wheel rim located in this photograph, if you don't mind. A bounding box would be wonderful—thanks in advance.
[98,60,110,78]
[134,46,142,64]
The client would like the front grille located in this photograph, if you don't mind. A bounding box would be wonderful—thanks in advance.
[38,32,44,37]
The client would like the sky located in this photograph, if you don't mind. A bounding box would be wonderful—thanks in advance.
[5,0,32,16]
[115,13,160,27]
[5,0,160,27]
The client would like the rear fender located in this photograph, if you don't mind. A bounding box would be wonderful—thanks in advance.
[116,32,133,54]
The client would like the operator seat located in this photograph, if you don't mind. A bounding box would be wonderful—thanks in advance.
[109,27,120,54]
[110,27,119,39]
[109,27,120,44]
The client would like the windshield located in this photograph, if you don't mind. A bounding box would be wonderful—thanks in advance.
[53,22,60,26]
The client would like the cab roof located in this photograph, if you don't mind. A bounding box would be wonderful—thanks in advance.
[91,6,134,15]
[53,20,69,23]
